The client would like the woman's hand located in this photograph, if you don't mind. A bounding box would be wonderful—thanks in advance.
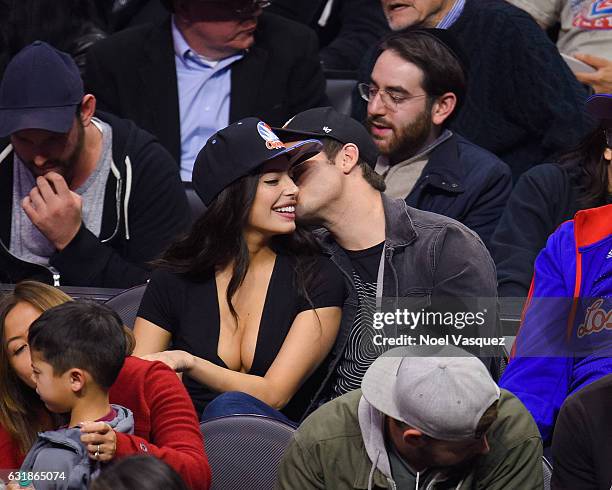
[80,421,117,463]
[140,350,195,373]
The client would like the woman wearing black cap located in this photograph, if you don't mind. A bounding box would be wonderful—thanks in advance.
[492,94,612,298]
[132,118,345,423]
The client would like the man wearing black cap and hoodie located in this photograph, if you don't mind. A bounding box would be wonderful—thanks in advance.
[274,106,501,414]
[0,42,189,288]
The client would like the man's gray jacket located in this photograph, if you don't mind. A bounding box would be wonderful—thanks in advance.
[305,195,500,417]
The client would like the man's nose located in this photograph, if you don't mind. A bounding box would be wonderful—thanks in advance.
[32,154,48,167]
[368,92,386,116]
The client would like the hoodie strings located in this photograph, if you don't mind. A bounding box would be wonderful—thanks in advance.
[368,451,380,490]
[123,156,132,240]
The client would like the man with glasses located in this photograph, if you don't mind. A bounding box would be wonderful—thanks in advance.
[352,0,592,183]
[84,0,327,180]
[362,28,511,248]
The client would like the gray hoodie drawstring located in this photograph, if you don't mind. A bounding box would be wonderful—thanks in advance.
[368,451,380,490]
[123,155,132,240]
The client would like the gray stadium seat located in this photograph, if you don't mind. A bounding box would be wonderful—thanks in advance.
[184,183,206,225]
[199,415,295,490]
[105,284,147,329]
[326,78,357,116]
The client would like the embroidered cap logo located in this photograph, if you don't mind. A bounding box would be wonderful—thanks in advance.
[257,121,285,150]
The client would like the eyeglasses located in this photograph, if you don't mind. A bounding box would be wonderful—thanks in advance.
[358,83,427,111]
[205,0,270,19]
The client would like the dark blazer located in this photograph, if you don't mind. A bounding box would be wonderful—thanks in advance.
[404,133,512,250]
[84,13,327,163]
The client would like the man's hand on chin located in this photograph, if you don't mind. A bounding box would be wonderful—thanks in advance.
[22,171,83,251]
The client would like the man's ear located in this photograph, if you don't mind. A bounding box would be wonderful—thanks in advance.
[338,143,361,174]
[79,95,97,127]
[430,92,457,126]
[402,428,427,448]
[68,368,86,393]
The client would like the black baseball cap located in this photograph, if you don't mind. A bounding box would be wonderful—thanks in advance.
[0,41,84,137]
[192,118,322,206]
[273,107,380,168]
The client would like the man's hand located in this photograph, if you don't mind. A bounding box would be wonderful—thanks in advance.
[574,53,612,94]
[21,172,83,251]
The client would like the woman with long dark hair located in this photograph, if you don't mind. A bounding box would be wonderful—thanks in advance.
[492,94,612,297]
[134,119,345,423]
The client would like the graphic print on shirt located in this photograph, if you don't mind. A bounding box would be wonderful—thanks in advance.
[572,0,612,29]
[332,271,385,397]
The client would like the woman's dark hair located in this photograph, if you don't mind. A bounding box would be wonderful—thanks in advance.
[90,455,189,490]
[158,172,321,321]
[558,124,609,208]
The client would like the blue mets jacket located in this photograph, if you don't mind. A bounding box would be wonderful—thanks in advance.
[499,204,612,445]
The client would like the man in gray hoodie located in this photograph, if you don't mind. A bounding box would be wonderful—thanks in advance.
[17,301,134,490]
[277,345,543,489]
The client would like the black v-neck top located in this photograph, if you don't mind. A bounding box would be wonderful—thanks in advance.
[137,254,345,420]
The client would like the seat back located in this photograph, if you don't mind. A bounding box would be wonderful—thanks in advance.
[105,284,147,329]
[184,183,206,225]
[199,414,295,490]
[325,78,357,116]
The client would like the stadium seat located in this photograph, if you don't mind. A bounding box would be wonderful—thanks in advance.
[543,456,553,490]
[326,78,357,116]
[184,182,206,225]
[199,414,295,490]
[105,284,147,329]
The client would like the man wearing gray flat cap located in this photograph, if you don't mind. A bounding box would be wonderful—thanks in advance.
[277,345,543,490]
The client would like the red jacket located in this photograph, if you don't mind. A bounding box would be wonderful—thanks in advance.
[0,357,211,490]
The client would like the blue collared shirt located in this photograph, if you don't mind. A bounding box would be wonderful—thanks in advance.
[172,18,244,181]
[436,0,465,29]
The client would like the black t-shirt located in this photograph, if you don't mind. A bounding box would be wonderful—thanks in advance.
[552,373,612,490]
[138,254,345,422]
[331,242,385,396]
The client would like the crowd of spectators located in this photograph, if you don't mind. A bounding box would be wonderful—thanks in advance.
[0,0,611,489]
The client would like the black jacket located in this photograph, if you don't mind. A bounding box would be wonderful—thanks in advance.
[491,164,582,297]
[84,13,327,164]
[0,111,190,288]
[353,0,592,180]
[403,133,512,249]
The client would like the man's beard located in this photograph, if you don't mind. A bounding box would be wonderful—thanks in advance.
[24,119,85,187]
[368,109,433,165]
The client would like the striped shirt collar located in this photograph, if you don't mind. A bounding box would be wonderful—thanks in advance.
[436,0,465,29]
